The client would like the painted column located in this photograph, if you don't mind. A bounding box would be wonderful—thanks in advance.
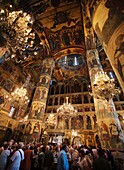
[30,58,54,119]
[86,0,124,92]
[27,58,55,141]
[83,15,124,148]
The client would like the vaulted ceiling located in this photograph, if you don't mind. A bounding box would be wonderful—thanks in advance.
[0,0,90,82]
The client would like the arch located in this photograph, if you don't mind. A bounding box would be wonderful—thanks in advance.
[72,136,82,146]
[90,96,94,103]
[60,97,64,105]
[54,97,58,105]
[55,85,60,94]
[61,85,64,94]
[86,115,92,130]
[74,80,81,92]
[50,86,55,95]
[84,95,89,103]
[95,134,101,147]
[83,83,88,91]
[48,98,53,106]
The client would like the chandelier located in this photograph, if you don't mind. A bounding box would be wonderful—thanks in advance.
[46,114,56,126]
[72,129,78,137]
[0,8,35,54]
[6,86,29,105]
[57,97,77,119]
[93,71,120,100]
[19,115,28,122]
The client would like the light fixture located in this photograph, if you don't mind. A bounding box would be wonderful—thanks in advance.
[6,86,29,105]
[93,71,120,100]
[0,8,35,54]
[19,115,28,122]
[57,97,77,119]
[72,129,78,137]
[46,114,56,126]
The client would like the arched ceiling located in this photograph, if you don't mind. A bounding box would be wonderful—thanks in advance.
[0,0,88,82]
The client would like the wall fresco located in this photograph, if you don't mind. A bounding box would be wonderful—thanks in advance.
[28,58,55,142]
[83,12,124,148]
[91,0,124,91]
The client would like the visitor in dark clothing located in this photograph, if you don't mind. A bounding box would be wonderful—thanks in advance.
[43,145,54,170]
[93,149,111,170]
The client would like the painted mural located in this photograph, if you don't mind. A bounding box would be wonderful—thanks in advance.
[0,73,14,92]
[91,0,124,91]
[113,34,124,81]
[46,23,85,52]
[85,16,124,148]
[71,116,83,129]
[92,0,124,46]
[29,58,54,122]
[51,11,78,29]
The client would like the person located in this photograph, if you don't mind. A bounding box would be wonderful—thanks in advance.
[77,149,92,170]
[93,149,111,170]
[0,143,10,170]
[23,145,34,170]
[38,146,45,170]
[9,143,24,170]
[43,145,54,170]
[53,146,60,170]
[57,145,69,170]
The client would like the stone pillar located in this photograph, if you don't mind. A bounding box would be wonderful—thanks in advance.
[86,0,124,92]
[83,15,124,148]
[27,58,54,142]
[30,58,54,119]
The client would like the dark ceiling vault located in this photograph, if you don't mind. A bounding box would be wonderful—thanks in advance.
[1,0,94,81]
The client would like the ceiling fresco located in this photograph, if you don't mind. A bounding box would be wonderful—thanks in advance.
[0,0,88,82]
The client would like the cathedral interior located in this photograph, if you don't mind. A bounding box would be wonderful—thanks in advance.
[0,0,124,149]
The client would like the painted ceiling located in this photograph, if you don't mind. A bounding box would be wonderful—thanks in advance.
[0,0,88,82]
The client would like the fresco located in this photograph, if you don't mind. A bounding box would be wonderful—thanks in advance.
[113,34,124,81]
[71,116,83,129]
[29,0,50,15]
[92,0,124,46]
[51,11,78,29]
[47,23,85,52]
[29,58,54,121]
[0,73,14,92]
[32,121,41,141]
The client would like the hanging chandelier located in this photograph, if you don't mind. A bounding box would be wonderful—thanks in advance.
[46,114,56,126]
[57,97,77,119]
[6,86,29,105]
[93,71,120,100]
[72,129,78,137]
[0,8,35,54]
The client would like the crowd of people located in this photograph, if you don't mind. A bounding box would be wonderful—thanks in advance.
[0,139,123,170]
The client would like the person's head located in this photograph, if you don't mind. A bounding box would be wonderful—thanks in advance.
[17,142,24,150]
[3,143,9,150]
[41,146,45,152]
[11,145,17,151]
[79,149,85,157]
[46,145,50,151]
[55,146,60,152]
[97,149,105,157]
[61,145,69,153]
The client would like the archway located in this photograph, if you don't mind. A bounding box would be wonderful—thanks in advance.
[72,136,82,146]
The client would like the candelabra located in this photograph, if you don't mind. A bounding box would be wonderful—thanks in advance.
[57,97,77,119]
[5,86,29,105]
[72,129,78,137]
[0,8,35,54]
[93,71,120,100]
[46,114,56,126]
